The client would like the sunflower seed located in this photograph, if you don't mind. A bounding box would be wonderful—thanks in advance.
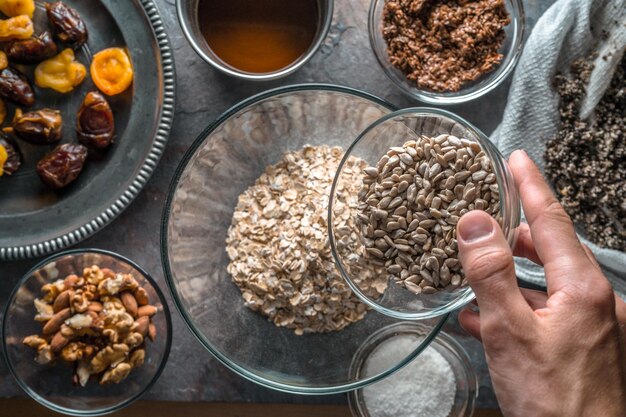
[388,196,403,209]
[387,264,402,274]
[378,196,392,209]
[366,248,384,258]
[386,221,401,231]
[405,281,422,294]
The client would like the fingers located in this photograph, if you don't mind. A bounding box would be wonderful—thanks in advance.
[513,223,542,265]
[459,309,482,341]
[520,288,548,310]
[457,210,533,322]
[460,288,548,342]
[581,243,602,272]
[508,150,598,293]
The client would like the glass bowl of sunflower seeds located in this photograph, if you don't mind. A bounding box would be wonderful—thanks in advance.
[329,107,521,320]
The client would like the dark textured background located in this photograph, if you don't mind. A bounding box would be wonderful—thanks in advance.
[1,0,554,406]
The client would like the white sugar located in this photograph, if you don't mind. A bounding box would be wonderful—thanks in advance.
[362,336,456,417]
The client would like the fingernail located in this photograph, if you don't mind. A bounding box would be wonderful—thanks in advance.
[458,212,494,243]
[511,149,528,159]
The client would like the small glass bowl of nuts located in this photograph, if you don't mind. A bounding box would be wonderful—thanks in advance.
[2,249,172,416]
[329,108,521,320]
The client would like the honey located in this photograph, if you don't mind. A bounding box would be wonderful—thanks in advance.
[197,0,319,74]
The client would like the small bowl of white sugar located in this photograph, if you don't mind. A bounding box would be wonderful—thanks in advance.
[349,322,477,417]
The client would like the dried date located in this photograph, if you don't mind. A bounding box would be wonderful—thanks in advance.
[37,143,87,189]
[77,91,114,149]
[0,134,20,176]
[0,67,34,106]
[46,2,88,48]
[12,108,63,145]
[6,31,58,64]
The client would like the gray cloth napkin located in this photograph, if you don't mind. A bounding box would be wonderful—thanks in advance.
[491,0,626,297]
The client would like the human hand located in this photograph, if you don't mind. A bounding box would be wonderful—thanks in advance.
[457,150,626,417]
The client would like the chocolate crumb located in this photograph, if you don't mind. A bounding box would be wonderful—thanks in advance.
[382,0,510,92]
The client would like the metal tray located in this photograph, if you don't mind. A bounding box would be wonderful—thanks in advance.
[0,0,175,260]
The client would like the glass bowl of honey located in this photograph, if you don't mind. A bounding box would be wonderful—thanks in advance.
[177,0,333,80]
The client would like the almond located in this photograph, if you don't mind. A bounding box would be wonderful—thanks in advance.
[133,287,149,306]
[43,307,71,335]
[120,291,138,317]
[63,274,80,290]
[148,322,157,341]
[101,268,115,279]
[87,301,103,313]
[133,316,149,337]
[50,331,69,353]
[137,305,157,317]
[52,290,72,312]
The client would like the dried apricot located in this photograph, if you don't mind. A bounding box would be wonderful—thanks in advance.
[0,142,6,175]
[35,48,86,93]
[0,15,33,41]
[0,0,35,18]
[90,48,133,96]
[0,51,7,70]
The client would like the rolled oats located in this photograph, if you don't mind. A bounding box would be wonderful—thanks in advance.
[226,145,386,335]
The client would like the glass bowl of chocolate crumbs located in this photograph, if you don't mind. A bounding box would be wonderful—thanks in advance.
[369,0,525,104]
[329,108,521,320]
[2,249,172,416]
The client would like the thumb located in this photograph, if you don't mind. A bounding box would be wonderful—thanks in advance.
[457,210,530,319]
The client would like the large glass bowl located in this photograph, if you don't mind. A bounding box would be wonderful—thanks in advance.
[161,85,449,394]
[2,249,172,416]
[368,0,525,104]
[329,108,521,320]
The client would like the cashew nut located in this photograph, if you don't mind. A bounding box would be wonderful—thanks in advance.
[70,291,89,313]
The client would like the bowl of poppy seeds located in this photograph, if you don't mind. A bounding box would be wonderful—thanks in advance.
[368,0,525,104]
[545,53,626,252]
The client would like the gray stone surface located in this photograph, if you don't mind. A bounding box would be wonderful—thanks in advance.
[0,0,554,407]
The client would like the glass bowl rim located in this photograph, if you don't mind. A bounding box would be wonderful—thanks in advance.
[175,0,335,81]
[367,0,526,104]
[2,248,173,417]
[160,83,453,394]
[347,322,479,417]
[328,106,517,320]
